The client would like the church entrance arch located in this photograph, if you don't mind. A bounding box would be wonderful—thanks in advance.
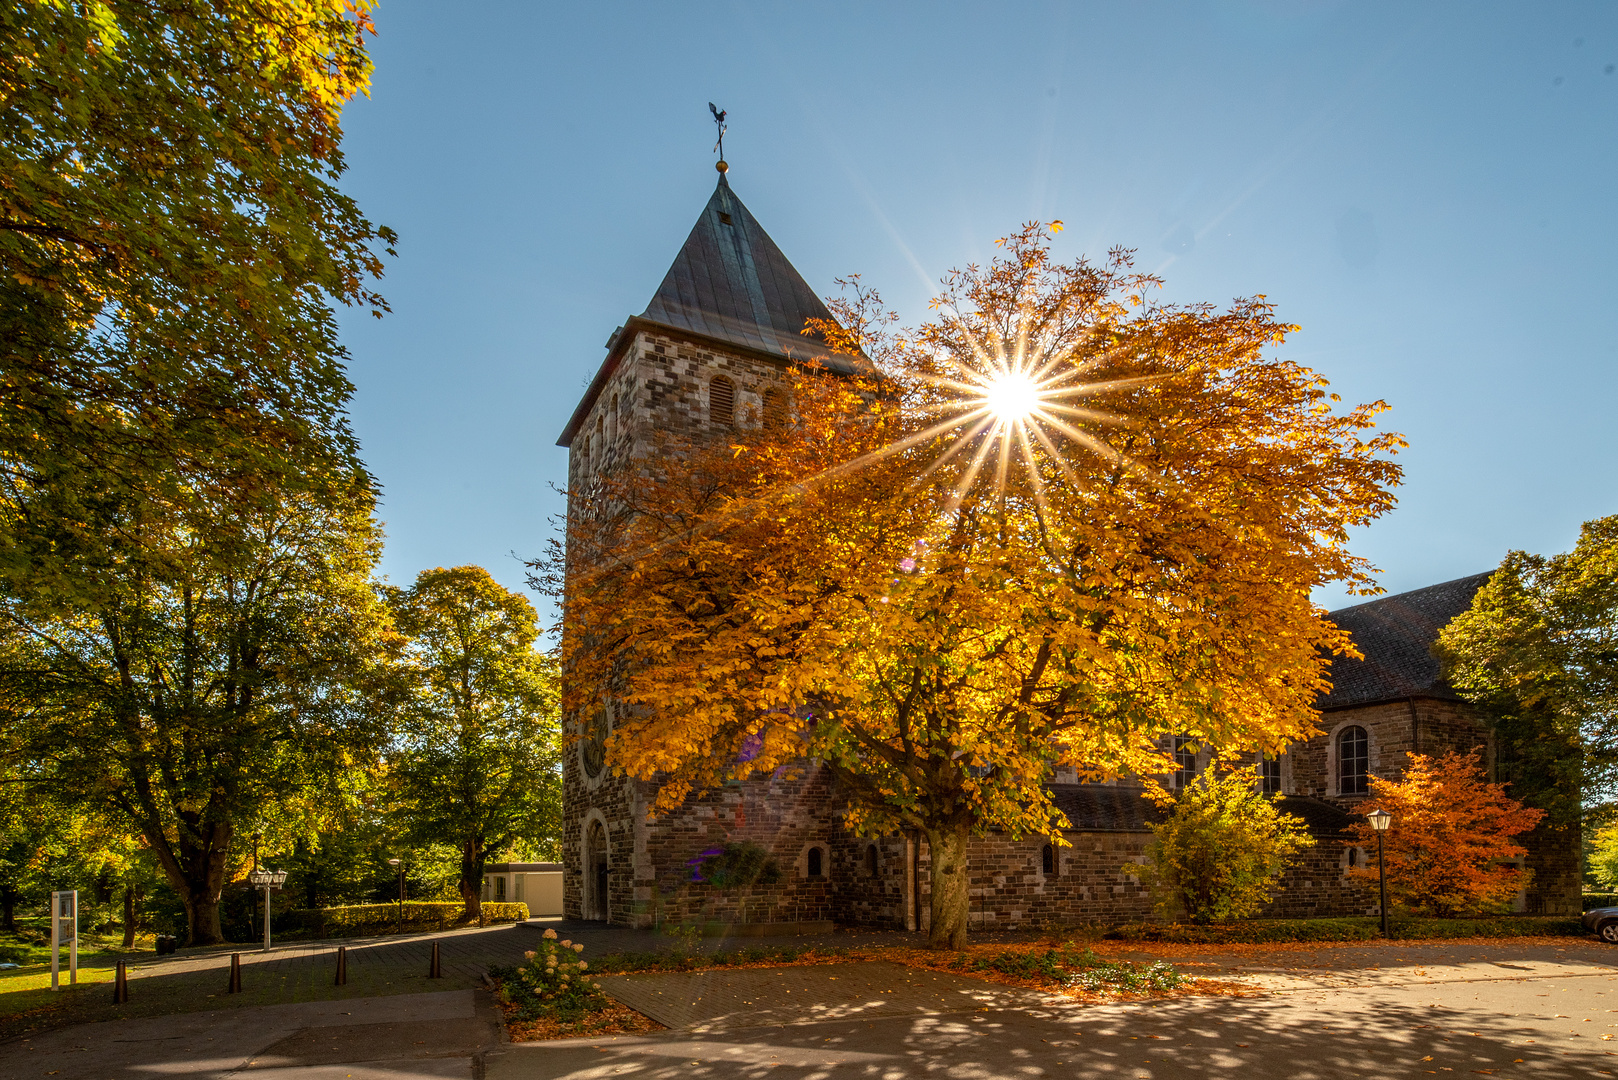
[583,816,610,922]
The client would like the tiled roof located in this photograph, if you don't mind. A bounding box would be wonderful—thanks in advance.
[1047,786,1354,836]
[1321,572,1493,709]
[1050,784,1164,833]
[640,176,858,375]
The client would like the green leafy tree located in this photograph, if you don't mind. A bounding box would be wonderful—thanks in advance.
[0,485,386,945]
[0,0,394,605]
[1436,515,1618,827]
[383,567,561,920]
[1589,819,1618,891]
[1144,768,1314,923]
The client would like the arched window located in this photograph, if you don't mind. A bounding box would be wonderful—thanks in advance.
[1261,755,1282,795]
[594,415,604,465]
[1346,847,1359,868]
[865,844,878,877]
[807,847,824,879]
[763,387,789,429]
[710,375,735,427]
[1041,844,1055,876]
[607,393,618,443]
[1338,726,1369,794]
[1172,736,1198,790]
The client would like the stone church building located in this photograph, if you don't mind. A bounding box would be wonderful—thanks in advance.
[557,172,1581,930]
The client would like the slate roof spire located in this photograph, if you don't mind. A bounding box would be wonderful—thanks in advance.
[556,174,859,446]
[638,175,855,373]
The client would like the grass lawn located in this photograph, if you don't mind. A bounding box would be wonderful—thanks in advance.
[0,923,149,1020]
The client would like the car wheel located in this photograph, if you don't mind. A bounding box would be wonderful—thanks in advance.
[1600,920,1618,945]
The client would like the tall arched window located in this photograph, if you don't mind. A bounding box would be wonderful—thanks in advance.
[710,375,735,427]
[865,844,878,877]
[1172,736,1198,790]
[1338,726,1369,794]
[607,393,618,443]
[1041,844,1055,876]
[763,387,789,428]
[807,847,824,879]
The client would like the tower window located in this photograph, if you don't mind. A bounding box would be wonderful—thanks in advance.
[865,844,878,877]
[718,211,733,225]
[1171,736,1198,790]
[1041,844,1055,876]
[763,387,789,429]
[710,376,735,427]
[1338,726,1369,795]
[1261,755,1282,795]
[807,847,824,879]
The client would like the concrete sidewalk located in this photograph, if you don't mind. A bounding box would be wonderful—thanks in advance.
[0,988,502,1080]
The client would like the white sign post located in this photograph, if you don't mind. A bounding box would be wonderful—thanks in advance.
[49,890,77,990]
[247,868,287,952]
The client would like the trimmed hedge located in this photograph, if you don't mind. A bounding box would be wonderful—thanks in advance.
[1105,915,1587,944]
[280,902,529,938]
[1584,893,1618,911]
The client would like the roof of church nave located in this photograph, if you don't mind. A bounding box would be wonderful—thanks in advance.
[558,174,858,447]
[1322,571,1494,710]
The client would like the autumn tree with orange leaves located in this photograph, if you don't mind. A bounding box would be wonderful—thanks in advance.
[538,224,1403,949]
[1347,749,1544,917]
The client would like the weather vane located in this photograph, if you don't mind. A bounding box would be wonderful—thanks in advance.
[709,102,728,174]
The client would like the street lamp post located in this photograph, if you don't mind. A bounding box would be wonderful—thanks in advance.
[388,858,403,933]
[247,867,287,952]
[1367,807,1393,938]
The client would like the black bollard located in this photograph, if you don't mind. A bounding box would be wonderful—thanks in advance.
[334,945,347,986]
[112,960,128,1003]
[428,941,441,979]
[227,952,242,994]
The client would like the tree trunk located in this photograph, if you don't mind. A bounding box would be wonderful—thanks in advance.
[122,885,136,947]
[924,821,973,950]
[182,892,225,946]
[459,837,484,921]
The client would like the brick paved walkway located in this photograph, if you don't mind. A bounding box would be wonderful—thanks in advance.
[600,960,1052,1032]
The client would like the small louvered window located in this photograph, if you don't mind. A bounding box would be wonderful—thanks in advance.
[710,376,735,427]
[763,387,789,429]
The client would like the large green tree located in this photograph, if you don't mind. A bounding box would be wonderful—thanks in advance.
[0,485,386,945]
[0,0,394,601]
[1436,514,1618,827]
[382,567,561,920]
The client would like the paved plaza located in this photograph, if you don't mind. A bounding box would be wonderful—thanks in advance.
[0,922,1613,1079]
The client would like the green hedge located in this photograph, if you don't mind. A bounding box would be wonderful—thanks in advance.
[1104,915,1587,944]
[280,902,529,938]
[1584,893,1618,911]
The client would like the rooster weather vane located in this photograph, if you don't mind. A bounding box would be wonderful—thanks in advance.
[709,102,728,173]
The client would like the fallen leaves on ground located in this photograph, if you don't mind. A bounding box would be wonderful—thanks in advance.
[494,990,664,1042]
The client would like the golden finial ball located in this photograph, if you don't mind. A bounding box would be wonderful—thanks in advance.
[716,160,729,174]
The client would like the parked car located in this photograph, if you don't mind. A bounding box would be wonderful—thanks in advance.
[1584,906,1618,944]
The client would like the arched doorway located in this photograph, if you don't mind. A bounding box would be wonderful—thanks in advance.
[583,819,610,922]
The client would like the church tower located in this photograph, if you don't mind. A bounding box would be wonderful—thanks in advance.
[555,172,893,928]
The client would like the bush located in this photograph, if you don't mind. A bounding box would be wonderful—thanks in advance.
[502,928,608,1023]
[1591,823,1618,890]
[1584,893,1618,911]
[279,901,529,937]
[1104,915,1586,944]
[1146,769,1313,923]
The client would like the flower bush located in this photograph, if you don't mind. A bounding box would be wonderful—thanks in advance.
[513,928,607,1020]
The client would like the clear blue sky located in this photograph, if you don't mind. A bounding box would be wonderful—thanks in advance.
[337,1,1617,621]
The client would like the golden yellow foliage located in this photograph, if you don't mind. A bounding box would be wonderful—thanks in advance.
[540,226,1401,948]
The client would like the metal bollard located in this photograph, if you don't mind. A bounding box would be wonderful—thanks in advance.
[428,941,442,979]
[112,960,128,1003]
[227,953,242,994]
[334,945,347,986]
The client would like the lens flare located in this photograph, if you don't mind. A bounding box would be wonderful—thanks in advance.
[983,372,1040,421]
